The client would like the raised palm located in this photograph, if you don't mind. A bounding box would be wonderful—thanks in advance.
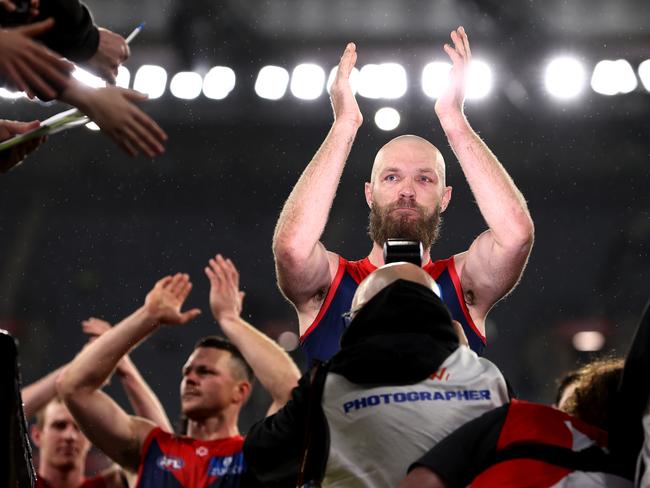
[435,26,471,119]
[144,273,201,325]
[330,42,363,128]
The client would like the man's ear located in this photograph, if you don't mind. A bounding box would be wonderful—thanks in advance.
[233,380,252,405]
[364,182,373,208]
[31,424,41,448]
[440,186,452,212]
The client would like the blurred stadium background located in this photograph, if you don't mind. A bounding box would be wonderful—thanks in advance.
[1,0,648,456]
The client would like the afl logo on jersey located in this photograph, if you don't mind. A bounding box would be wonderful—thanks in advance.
[157,455,184,471]
[208,453,245,476]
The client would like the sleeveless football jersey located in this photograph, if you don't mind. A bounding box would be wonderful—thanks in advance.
[135,428,247,488]
[300,255,486,364]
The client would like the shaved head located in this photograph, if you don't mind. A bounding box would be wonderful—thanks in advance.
[370,135,446,187]
[352,262,439,311]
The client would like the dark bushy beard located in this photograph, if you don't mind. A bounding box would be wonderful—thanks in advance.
[368,199,442,250]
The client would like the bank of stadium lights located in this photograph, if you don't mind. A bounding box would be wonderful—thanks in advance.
[0,88,25,99]
[116,66,130,88]
[290,64,326,100]
[421,59,493,100]
[133,65,168,99]
[572,331,605,352]
[203,67,236,100]
[326,66,360,94]
[4,57,650,104]
[169,71,203,100]
[591,60,637,96]
[466,60,493,99]
[544,56,587,99]
[422,62,451,99]
[638,60,650,92]
[357,63,407,99]
[374,107,401,131]
[254,65,290,100]
[72,66,105,88]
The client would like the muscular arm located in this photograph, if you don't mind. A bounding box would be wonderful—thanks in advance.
[436,28,534,323]
[57,274,200,470]
[57,307,159,470]
[273,43,363,327]
[82,317,172,432]
[21,365,64,419]
[116,355,173,432]
[206,255,300,415]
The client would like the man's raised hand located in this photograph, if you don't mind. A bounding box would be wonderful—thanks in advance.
[144,273,201,325]
[330,42,363,128]
[81,316,112,340]
[435,26,471,119]
[205,254,245,324]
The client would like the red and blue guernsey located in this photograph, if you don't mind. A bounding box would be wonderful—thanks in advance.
[300,255,486,364]
[135,428,248,488]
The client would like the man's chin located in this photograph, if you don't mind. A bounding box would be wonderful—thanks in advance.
[52,457,78,470]
[181,403,211,421]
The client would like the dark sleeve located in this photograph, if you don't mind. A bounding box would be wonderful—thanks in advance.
[408,403,510,488]
[33,0,99,61]
[243,372,311,484]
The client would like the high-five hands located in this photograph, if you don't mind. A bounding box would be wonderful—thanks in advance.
[205,254,245,324]
[0,19,73,99]
[435,26,471,119]
[144,273,201,325]
[330,42,363,128]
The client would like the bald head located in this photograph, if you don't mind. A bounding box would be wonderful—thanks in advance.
[370,135,446,186]
[352,262,440,311]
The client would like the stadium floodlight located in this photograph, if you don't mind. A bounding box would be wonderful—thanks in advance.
[544,56,586,99]
[374,107,400,131]
[591,60,638,95]
[358,63,407,99]
[203,66,236,100]
[378,63,407,99]
[572,331,605,352]
[73,66,105,88]
[637,59,650,92]
[466,59,493,100]
[170,71,203,100]
[133,65,168,99]
[422,61,452,99]
[358,64,383,99]
[326,66,360,94]
[116,66,130,89]
[254,65,290,100]
[0,88,25,99]
[290,63,326,100]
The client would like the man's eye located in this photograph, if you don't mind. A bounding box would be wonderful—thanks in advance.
[419,176,432,183]
[385,174,398,182]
